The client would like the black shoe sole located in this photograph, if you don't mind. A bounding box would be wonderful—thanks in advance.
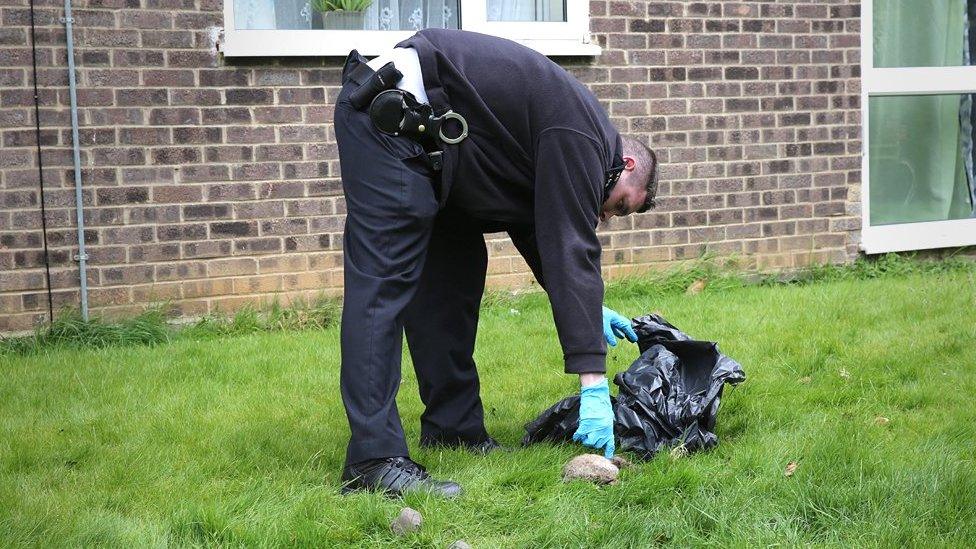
[338,477,463,499]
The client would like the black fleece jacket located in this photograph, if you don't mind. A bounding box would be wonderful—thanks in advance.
[395,28,624,374]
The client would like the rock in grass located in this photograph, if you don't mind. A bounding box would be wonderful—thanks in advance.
[391,507,422,535]
[448,541,472,549]
[562,454,619,485]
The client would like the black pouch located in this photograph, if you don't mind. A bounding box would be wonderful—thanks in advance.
[349,61,402,111]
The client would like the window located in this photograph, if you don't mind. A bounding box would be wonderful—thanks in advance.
[488,0,565,21]
[861,0,976,253]
[221,0,599,57]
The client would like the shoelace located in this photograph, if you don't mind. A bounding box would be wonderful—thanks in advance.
[389,456,429,479]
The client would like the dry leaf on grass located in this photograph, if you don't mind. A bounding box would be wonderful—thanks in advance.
[799,376,812,384]
[784,461,798,477]
[686,279,707,295]
[874,416,890,426]
[839,369,851,380]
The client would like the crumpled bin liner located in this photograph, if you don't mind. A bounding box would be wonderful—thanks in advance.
[521,313,746,459]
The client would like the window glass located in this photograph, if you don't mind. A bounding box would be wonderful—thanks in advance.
[487,0,565,22]
[873,0,976,67]
[234,0,309,29]
[869,94,976,224]
[233,0,460,31]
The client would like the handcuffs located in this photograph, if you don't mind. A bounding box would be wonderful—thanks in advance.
[368,88,469,146]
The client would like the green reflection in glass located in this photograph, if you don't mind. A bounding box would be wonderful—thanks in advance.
[873,0,969,68]
[869,94,975,224]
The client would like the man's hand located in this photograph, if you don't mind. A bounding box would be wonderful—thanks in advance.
[572,376,615,459]
[602,306,637,347]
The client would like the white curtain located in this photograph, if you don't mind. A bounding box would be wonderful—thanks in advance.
[870,0,976,224]
[365,0,459,30]
[234,0,567,30]
[234,1,569,30]
[234,0,311,29]
[488,0,564,21]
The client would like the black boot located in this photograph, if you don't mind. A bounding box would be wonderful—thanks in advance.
[419,435,509,455]
[339,456,462,498]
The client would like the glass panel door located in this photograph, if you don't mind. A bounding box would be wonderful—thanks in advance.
[862,0,976,252]
[869,94,976,225]
[873,0,976,67]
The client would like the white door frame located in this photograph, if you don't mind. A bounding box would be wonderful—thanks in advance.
[860,0,976,253]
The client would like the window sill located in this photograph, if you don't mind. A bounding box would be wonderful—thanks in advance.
[219,29,602,58]
[861,218,976,253]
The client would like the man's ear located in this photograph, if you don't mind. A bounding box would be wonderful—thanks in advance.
[623,155,636,170]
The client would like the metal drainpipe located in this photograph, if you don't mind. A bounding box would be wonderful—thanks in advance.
[63,0,88,320]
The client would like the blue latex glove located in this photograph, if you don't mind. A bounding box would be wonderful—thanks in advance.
[602,306,638,347]
[572,378,616,459]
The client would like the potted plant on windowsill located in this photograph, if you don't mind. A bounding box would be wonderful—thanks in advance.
[312,0,373,30]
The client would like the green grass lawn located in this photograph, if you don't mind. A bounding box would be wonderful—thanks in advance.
[2,263,975,547]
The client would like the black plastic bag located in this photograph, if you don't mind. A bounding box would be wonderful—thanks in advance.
[521,313,745,459]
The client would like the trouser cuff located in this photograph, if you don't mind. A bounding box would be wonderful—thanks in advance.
[420,427,490,446]
[345,437,410,468]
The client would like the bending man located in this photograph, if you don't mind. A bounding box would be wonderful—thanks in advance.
[333,28,659,499]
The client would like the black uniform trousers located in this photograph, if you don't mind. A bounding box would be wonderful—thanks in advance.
[334,51,491,468]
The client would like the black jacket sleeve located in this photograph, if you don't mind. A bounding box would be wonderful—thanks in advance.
[532,127,607,374]
[508,225,545,289]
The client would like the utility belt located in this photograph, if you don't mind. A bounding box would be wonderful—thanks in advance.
[347,60,468,172]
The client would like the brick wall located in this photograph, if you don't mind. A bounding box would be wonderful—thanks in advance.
[0,0,862,332]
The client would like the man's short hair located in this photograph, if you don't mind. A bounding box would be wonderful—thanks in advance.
[621,135,659,213]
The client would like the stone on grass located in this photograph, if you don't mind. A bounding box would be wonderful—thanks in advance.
[562,454,619,485]
[448,541,472,549]
[391,507,422,535]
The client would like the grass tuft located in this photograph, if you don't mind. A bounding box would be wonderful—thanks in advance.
[0,307,171,356]
[605,251,975,302]
[765,250,976,286]
[2,253,973,357]
[182,296,341,340]
[1,296,342,357]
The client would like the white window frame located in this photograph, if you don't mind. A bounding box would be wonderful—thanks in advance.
[220,0,601,57]
[860,0,976,253]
